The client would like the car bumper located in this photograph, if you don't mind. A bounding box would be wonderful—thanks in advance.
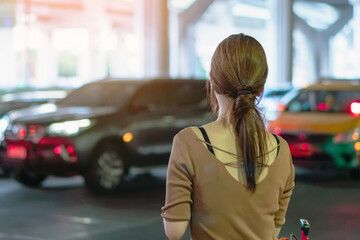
[289,141,359,169]
[2,138,80,175]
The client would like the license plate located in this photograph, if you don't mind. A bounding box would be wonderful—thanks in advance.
[7,145,27,160]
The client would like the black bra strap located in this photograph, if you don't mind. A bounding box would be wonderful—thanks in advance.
[273,134,280,157]
[198,127,215,156]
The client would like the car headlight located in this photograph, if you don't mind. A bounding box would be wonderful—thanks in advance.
[48,119,93,136]
[334,128,360,143]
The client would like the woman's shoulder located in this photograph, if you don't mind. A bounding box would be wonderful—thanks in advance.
[270,134,292,166]
[175,126,200,141]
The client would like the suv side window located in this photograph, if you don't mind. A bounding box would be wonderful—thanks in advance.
[129,80,207,114]
[129,82,175,113]
[172,81,207,109]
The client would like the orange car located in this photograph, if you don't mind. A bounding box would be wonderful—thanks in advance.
[268,83,360,176]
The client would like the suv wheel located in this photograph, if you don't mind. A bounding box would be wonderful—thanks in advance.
[85,145,127,194]
[15,169,47,187]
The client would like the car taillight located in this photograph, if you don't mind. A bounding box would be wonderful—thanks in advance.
[18,129,26,137]
[10,124,45,140]
[54,146,62,154]
[350,102,360,116]
[29,125,37,137]
[38,137,78,163]
[318,103,326,111]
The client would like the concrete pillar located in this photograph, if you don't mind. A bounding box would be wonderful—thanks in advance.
[134,0,145,77]
[178,20,196,78]
[293,16,317,85]
[176,0,214,78]
[88,30,108,81]
[142,0,169,78]
[168,6,180,78]
[267,0,294,87]
[350,0,360,76]
[77,0,107,84]
[34,30,57,87]
[0,28,16,89]
[316,35,329,78]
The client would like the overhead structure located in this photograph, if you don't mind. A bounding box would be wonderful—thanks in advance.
[294,0,353,81]
[169,0,214,78]
[0,0,358,89]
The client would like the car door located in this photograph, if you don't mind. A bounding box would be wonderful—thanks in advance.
[120,81,180,166]
[120,80,212,166]
[162,80,213,141]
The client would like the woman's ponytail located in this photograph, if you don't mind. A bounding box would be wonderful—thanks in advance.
[233,90,267,192]
[209,33,269,192]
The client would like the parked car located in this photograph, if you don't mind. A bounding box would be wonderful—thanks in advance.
[2,79,212,194]
[268,82,360,176]
[0,88,71,177]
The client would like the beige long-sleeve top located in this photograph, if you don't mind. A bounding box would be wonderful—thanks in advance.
[161,127,295,240]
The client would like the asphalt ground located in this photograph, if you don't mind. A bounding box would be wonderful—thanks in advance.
[0,167,359,240]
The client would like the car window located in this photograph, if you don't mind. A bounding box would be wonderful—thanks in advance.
[130,82,173,112]
[59,81,140,107]
[286,90,360,113]
[130,80,207,113]
[172,81,206,107]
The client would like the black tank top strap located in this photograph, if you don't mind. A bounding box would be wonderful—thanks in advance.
[272,134,280,157]
[198,127,215,156]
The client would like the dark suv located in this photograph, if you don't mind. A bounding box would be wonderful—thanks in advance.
[3,79,212,194]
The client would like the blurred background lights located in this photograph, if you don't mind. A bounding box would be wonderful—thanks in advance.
[350,102,360,115]
[99,31,118,51]
[123,132,133,143]
[52,28,89,54]
[170,0,196,9]
[293,2,339,30]
[231,3,270,19]
[124,34,139,53]
[354,142,360,151]
[353,132,359,141]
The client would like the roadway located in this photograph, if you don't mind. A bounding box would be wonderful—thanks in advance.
[0,167,359,240]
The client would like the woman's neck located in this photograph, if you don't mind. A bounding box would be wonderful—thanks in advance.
[216,93,235,124]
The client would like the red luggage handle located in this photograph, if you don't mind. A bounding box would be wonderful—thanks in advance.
[279,219,310,240]
[300,219,310,240]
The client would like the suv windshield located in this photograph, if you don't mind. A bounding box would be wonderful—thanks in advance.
[59,81,141,107]
[286,90,360,113]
